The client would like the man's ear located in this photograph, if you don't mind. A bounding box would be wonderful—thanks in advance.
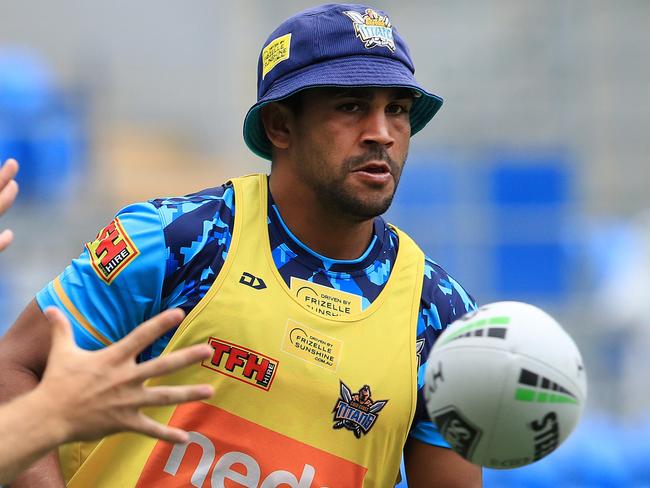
[260,103,293,150]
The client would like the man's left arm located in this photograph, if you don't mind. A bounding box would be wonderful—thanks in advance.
[404,437,482,488]
[406,258,482,486]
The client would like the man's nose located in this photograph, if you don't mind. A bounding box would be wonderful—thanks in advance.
[360,109,394,148]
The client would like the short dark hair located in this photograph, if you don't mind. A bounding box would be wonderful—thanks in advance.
[277,90,304,117]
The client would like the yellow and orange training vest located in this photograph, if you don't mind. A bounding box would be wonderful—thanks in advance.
[63,173,424,487]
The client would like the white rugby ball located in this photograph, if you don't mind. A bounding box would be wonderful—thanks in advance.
[423,301,587,469]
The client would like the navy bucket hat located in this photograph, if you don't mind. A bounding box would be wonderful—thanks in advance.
[243,3,444,160]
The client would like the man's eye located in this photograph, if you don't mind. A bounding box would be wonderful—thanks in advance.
[339,103,361,112]
[387,104,409,115]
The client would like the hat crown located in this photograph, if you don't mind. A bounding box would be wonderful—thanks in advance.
[256,3,415,100]
[243,3,443,160]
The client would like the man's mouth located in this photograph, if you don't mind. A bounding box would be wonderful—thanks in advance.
[350,161,393,186]
[352,162,391,175]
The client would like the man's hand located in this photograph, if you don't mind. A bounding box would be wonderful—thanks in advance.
[38,307,214,444]
[0,307,214,484]
[0,158,19,251]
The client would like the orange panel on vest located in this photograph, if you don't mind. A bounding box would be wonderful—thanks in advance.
[136,402,367,487]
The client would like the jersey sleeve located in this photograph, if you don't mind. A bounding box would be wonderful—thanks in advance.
[409,256,478,447]
[150,184,235,315]
[36,202,166,350]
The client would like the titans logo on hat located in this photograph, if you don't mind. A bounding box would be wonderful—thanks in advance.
[343,8,395,52]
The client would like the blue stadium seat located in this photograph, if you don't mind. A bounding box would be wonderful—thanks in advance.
[487,153,575,301]
[388,156,461,276]
[0,48,86,202]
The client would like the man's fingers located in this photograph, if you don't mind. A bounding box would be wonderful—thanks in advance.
[133,344,213,381]
[138,384,214,407]
[113,308,186,358]
[0,159,19,216]
[0,179,18,217]
[0,159,19,187]
[133,415,190,444]
[0,229,13,252]
[0,159,19,252]
[43,307,75,354]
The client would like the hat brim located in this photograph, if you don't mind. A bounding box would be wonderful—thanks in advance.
[243,55,443,160]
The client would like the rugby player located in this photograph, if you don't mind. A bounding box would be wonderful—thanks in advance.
[0,5,482,486]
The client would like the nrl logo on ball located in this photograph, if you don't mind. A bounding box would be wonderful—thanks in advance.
[433,407,482,459]
[343,8,395,52]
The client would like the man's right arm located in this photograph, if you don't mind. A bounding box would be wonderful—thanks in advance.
[0,300,67,487]
[0,188,234,485]
[0,202,169,486]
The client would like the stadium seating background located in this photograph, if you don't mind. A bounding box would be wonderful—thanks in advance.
[1,1,649,485]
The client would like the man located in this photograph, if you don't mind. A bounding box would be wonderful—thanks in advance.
[0,4,482,486]
[0,159,215,485]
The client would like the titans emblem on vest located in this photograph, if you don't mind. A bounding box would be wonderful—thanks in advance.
[333,381,388,439]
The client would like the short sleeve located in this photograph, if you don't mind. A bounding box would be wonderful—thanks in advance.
[36,202,166,350]
[409,256,478,447]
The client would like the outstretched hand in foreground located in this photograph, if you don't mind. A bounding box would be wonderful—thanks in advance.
[0,307,214,484]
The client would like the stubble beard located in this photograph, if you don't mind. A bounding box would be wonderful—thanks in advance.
[299,146,406,221]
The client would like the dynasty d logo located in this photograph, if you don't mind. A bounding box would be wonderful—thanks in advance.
[239,272,266,290]
[343,8,395,52]
[332,381,387,439]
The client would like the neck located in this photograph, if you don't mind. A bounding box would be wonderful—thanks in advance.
[268,174,375,261]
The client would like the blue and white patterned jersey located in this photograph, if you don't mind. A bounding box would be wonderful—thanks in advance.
[37,179,477,447]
